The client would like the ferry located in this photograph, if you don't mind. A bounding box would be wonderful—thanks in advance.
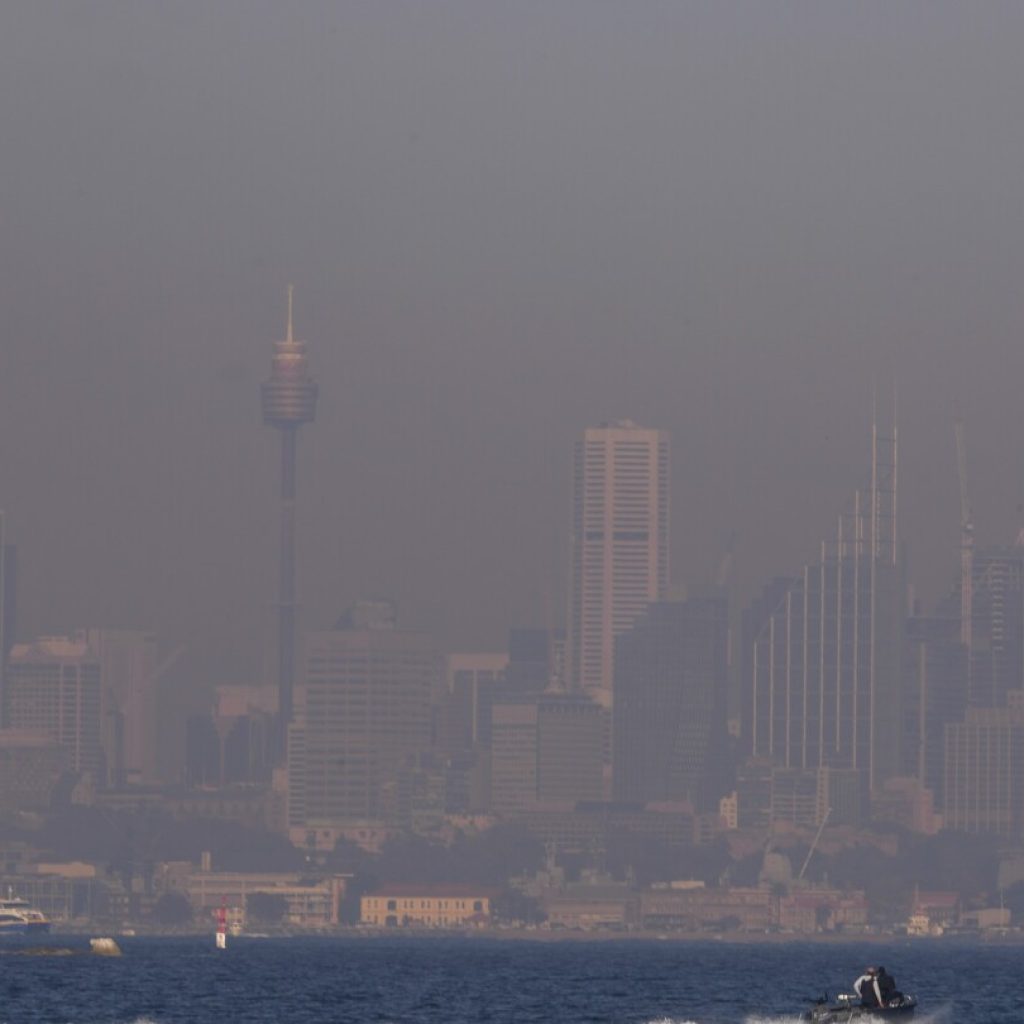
[0,894,51,935]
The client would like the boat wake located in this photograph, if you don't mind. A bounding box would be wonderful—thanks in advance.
[913,1008,953,1024]
[741,1010,954,1024]
[646,1017,802,1024]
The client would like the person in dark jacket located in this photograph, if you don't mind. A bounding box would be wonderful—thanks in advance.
[876,967,901,1005]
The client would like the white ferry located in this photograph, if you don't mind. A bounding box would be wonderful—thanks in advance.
[0,894,51,935]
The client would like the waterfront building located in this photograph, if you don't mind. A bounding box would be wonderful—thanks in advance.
[360,885,494,928]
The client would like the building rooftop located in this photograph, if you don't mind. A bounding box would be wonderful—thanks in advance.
[366,884,498,899]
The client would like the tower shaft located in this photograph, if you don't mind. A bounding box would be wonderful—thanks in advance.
[277,427,298,744]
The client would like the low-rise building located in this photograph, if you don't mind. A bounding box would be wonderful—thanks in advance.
[961,907,1010,931]
[640,885,773,932]
[777,888,868,932]
[542,883,637,931]
[911,890,960,930]
[186,871,348,928]
[0,730,67,810]
[361,885,494,928]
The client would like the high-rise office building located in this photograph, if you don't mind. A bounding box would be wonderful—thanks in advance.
[185,685,277,789]
[944,694,1024,837]
[568,421,669,707]
[0,513,15,718]
[901,606,967,807]
[490,693,604,814]
[506,628,563,695]
[969,546,1024,709]
[536,694,604,803]
[612,592,729,810]
[490,699,538,816]
[746,424,904,792]
[86,628,161,786]
[439,652,507,753]
[3,636,102,778]
[287,601,436,830]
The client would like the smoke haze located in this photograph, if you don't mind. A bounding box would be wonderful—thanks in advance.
[3,3,1024,681]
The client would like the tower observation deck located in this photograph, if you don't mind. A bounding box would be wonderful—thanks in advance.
[262,286,318,759]
[262,285,318,426]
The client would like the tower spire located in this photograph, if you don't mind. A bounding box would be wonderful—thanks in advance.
[286,284,295,345]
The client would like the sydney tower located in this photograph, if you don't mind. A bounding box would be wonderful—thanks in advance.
[261,286,318,758]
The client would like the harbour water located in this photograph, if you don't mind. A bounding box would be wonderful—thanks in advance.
[0,935,1016,1024]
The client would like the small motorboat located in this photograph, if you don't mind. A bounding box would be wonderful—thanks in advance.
[803,993,917,1024]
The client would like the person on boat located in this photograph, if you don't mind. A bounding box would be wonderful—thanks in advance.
[876,967,901,1006]
[853,967,882,1008]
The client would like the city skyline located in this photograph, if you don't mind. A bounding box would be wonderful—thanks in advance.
[10,2,1024,981]
[3,389,1023,680]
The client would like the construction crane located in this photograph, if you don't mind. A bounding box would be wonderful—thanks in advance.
[797,806,832,882]
[954,417,973,650]
[715,530,738,589]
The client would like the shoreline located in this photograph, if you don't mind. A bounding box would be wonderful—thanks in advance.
[35,925,1024,945]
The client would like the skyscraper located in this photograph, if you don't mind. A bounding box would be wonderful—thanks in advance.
[944,694,1024,836]
[287,601,436,834]
[489,693,604,814]
[86,628,160,786]
[901,605,967,807]
[969,546,1024,708]
[0,513,15,719]
[612,591,729,810]
[262,287,318,757]
[746,422,904,792]
[568,420,669,707]
[3,636,102,778]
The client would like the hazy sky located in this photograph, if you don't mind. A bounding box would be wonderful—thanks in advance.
[3,2,1024,683]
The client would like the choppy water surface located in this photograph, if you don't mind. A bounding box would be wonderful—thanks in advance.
[0,935,1016,1024]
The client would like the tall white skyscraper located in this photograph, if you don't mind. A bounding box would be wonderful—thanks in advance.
[568,420,670,706]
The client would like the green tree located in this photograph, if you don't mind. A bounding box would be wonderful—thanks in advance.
[339,870,379,925]
[246,891,288,925]
[151,891,193,927]
[1001,881,1024,924]
[492,887,546,925]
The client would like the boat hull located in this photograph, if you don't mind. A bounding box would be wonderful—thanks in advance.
[804,997,916,1024]
[0,922,51,936]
